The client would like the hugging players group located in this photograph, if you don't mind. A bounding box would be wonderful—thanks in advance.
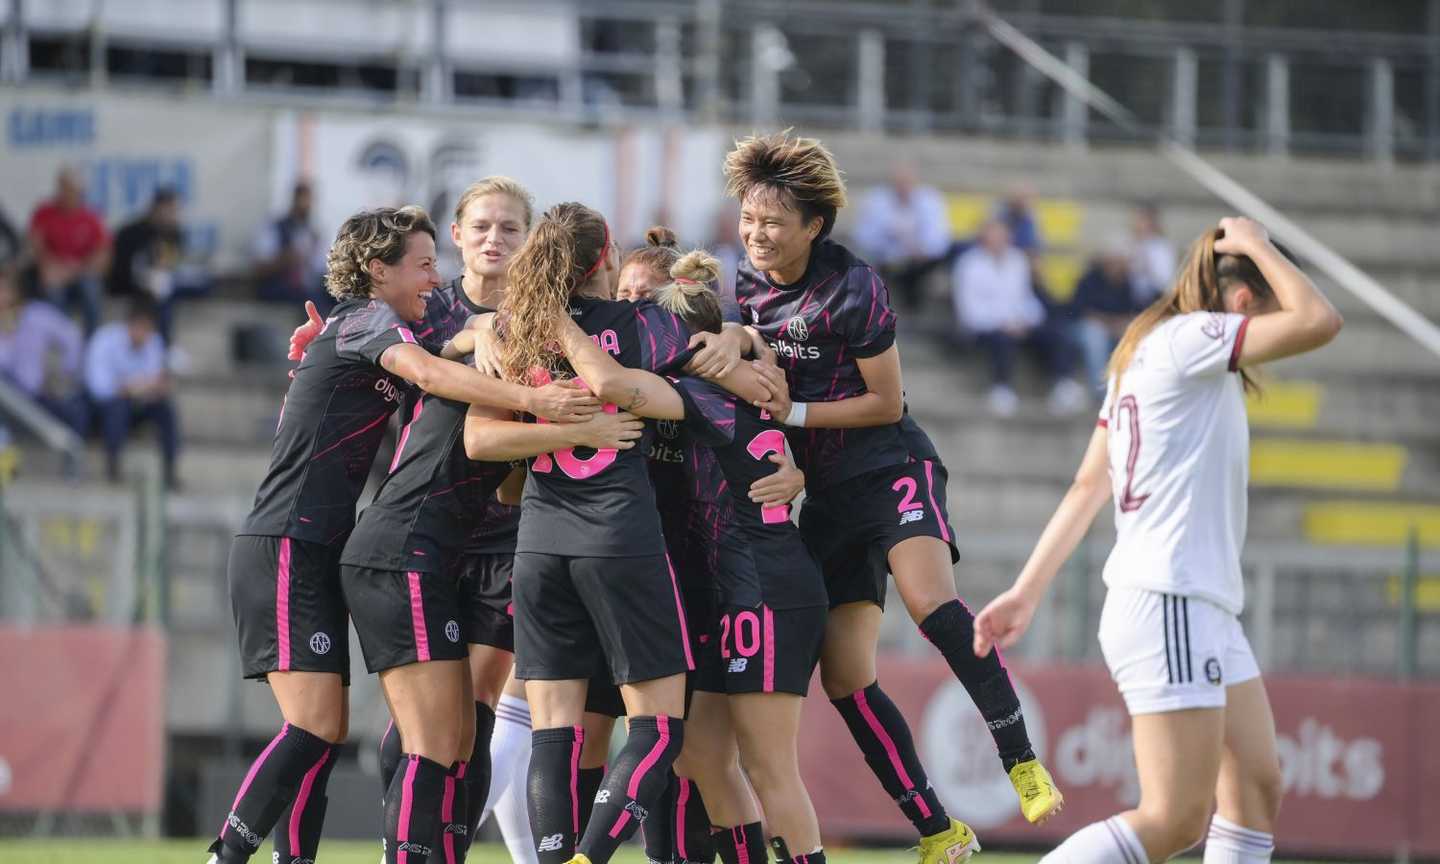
[204,132,1063,864]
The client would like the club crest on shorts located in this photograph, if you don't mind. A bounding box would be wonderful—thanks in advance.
[1205,657,1222,685]
[786,315,810,341]
[444,620,460,643]
[309,632,332,655]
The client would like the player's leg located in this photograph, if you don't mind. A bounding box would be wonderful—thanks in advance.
[488,675,540,864]
[525,679,590,864]
[1207,674,1282,862]
[460,551,520,842]
[578,705,618,838]
[731,693,820,862]
[677,689,757,829]
[380,659,469,864]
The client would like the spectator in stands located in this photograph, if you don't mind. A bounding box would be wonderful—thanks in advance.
[853,162,952,309]
[1070,236,1140,397]
[1130,201,1175,305]
[85,299,179,488]
[0,204,22,265]
[253,180,329,310]
[953,219,1084,417]
[26,166,110,334]
[995,183,1043,256]
[0,259,87,435]
[108,186,209,342]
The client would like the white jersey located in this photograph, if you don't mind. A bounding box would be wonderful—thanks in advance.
[1100,311,1251,614]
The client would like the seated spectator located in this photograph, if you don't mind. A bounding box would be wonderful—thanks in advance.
[108,186,210,342]
[84,299,179,488]
[853,162,952,310]
[0,259,87,435]
[253,180,329,310]
[1129,201,1175,306]
[27,166,110,334]
[995,183,1043,257]
[953,219,1084,417]
[1070,237,1140,397]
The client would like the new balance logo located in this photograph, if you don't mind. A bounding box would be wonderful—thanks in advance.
[538,834,566,853]
[728,657,748,673]
[396,841,431,856]
[899,509,924,526]
[594,789,611,804]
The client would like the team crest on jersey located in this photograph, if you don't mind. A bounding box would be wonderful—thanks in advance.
[1202,313,1226,340]
[309,632,332,655]
[786,315,810,341]
[1204,657,1222,685]
[656,419,681,440]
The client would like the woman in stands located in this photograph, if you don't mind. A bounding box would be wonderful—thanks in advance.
[973,218,1341,864]
[207,205,599,864]
[687,132,1061,863]
[561,249,829,864]
[465,202,777,864]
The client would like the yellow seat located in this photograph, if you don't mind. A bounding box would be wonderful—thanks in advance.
[1037,255,1084,302]
[1385,574,1440,612]
[1247,380,1322,429]
[1304,502,1440,547]
[1251,439,1407,492]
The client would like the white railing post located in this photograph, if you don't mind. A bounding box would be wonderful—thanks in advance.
[1265,53,1290,157]
[1061,41,1089,148]
[1170,46,1197,146]
[856,28,885,132]
[1369,56,1396,165]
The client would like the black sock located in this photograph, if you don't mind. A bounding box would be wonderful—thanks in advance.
[465,704,496,845]
[435,761,470,864]
[674,777,716,864]
[644,770,678,864]
[770,838,825,864]
[578,715,685,864]
[920,598,1035,770]
[271,744,336,864]
[715,822,766,864]
[380,718,404,797]
[576,765,606,839]
[384,753,448,864]
[208,723,333,862]
[830,684,949,837]
[528,726,585,864]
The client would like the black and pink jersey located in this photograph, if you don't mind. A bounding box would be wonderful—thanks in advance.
[514,297,691,558]
[732,239,938,490]
[240,298,420,546]
[670,376,827,609]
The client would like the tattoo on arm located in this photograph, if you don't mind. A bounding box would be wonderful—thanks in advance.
[624,386,647,411]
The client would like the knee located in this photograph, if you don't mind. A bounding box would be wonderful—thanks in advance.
[1150,801,1212,858]
[819,661,872,701]
[294,713,345,745]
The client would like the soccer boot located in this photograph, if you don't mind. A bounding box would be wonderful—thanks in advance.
[917,817,980,864]
[1009,757,1064,824]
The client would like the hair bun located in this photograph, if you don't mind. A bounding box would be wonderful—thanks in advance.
[670,250,721,289]
[645,226,679,249]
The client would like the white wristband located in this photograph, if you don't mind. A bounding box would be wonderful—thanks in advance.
[784,402,808,428]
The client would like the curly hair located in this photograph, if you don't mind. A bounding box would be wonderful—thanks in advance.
[324,205,436,301]
[453,175,535,229]
[653,249,724,334]
[620,225,682,282]
[723,130,848,240]
[497,202,609,383]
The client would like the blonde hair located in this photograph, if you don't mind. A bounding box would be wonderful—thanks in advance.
[453,176,535,229]
[1106,228,1279,396]
[653,250,724,334]
[324,205,436,301]
[497,202,609,383]
[723,130,848,239]
[621,225,682,282]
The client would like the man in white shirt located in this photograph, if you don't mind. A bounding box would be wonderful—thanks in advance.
[85,299,179,486]
[852,162,952,310]
[1130,203,1176,306]
[952,220,1084,416]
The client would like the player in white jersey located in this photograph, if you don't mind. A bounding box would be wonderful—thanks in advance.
[972,217,1342,864]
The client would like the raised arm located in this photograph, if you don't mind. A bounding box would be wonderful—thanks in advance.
[463,402,643,462]
[972,425,1112,656]
[1218,218,1343,366]
[380,342,601,422]
[557,317,685,420]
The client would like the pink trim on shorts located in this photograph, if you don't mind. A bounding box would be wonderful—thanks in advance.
[922,460,950,544]
[276,538,293,671]
[407,572,430,662]
[762,606,776,693]
[665,555,695,670]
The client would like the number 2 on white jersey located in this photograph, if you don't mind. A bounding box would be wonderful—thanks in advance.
[1116,394,1149,512]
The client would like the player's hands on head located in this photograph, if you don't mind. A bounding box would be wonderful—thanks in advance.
[687,328,746,378]
[287,300,325,361]
[752,361,793,423]
[972,587,1038,657]
[569,410,644,451]
[528,379,603,423]
[1213,217,1270,257]
[749,451,805,506]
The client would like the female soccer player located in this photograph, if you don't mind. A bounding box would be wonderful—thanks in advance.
[560,249,829,864]
[973,218,1341,864]
[688,132,1062,862]
[465,202,775,864]
[616,226,681,302]
[207,205,598,864]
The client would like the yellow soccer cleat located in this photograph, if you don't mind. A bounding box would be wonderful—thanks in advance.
[917,817,981,864]
[563,855,593,864]
[1010,757,1065,824]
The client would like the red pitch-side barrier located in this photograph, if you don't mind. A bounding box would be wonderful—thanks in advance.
[800,657,1440,859]
[0,626,166,812]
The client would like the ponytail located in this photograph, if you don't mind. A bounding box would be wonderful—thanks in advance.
[654,250,724,334]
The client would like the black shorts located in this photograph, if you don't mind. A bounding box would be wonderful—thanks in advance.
[456,552,515,652]
[513,552,693,686]
[799,460,959,609]
[228,535,350,685]
[340,565,469,674]
[694,604,825,696]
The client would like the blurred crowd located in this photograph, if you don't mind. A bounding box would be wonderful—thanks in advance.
[850,164,1176,418]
